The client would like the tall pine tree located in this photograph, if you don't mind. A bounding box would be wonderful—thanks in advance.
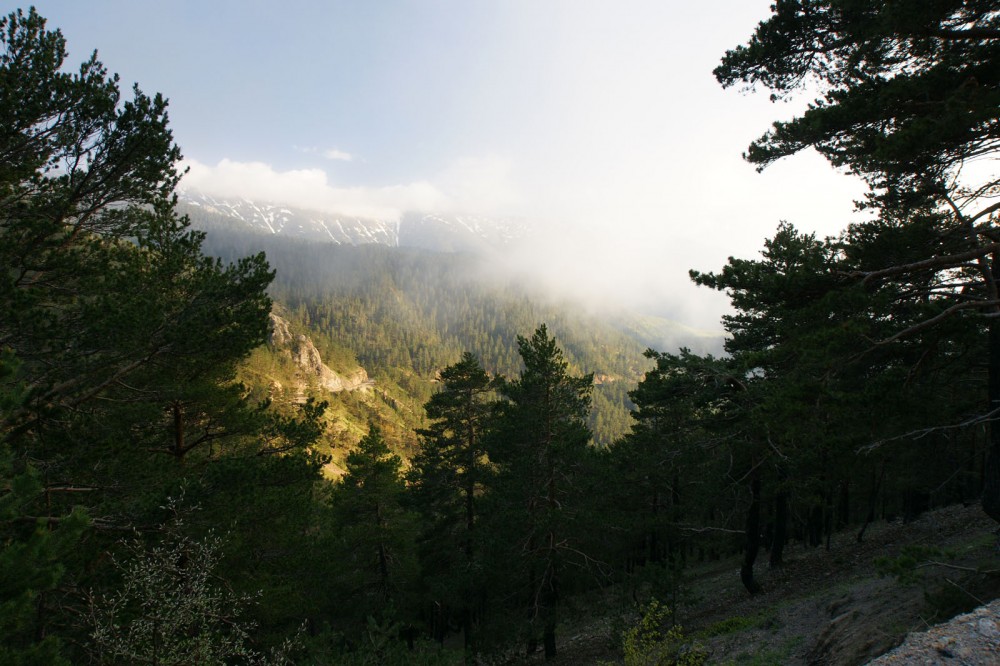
[408,353,494,653]
[485,326,592,660]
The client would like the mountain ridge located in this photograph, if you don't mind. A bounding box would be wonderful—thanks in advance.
[180,191,724,354]
[178,190,527,253]
[188,196,726,451]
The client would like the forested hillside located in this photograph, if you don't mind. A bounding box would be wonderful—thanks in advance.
[4,5,1000,666]
[195,223,707,449]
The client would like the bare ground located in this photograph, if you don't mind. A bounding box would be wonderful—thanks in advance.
[517,503,1000,665]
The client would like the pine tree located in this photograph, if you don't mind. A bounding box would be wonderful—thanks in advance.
[0,9,323,658]
[329,424,417,635]
[716,0,1000,523]
[408,353,493,652]
[485,325,592,660]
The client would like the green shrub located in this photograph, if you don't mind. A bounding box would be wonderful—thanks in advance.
[621,599,707,666]
[700,614,757,637]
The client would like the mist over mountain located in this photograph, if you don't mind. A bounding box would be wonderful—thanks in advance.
[179,190,725,356]
[184,196,723,449]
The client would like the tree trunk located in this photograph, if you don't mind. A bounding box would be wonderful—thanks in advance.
[807,501,824,547]
[670,471,681,565]
[649,490,660,564]
[543,629,556,660]
[769,467,788,568]
[857,461,885,543]
[543,597,557,661]
[462,607,473,658]
[825,488,834,552]
[983,314,1000,523]
[837,479,850,530]
[740,465,763,594]
[171,401,184,460]
[541,529,559,660]
[464,445,475,655]
[376,501,390,602]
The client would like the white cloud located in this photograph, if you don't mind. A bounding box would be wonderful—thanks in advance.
[292,145,354,161]
[180,158,446,220]
[322,148,353,161]
[179,156,522,220]
[434,155,521,214]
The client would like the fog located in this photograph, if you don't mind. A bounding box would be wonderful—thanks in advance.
[182,148,868,331]
[35,0,875,331]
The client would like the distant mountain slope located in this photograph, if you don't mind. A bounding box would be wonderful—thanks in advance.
[397,211,525,253]
[178,191,527,253]
[180,191,725,353]
[190,199,724,448]
[198,227,667,446]
[179,191,399,245]
[613,312,724,357]
[182,192,723,351]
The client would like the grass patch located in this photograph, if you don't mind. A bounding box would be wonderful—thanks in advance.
[722,636,803,666]
[699,615,759,638]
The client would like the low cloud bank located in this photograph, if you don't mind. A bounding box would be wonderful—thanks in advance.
[180,155,519,221]
[181,158,445,220]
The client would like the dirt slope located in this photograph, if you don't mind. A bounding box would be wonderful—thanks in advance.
[526,504,1000,665]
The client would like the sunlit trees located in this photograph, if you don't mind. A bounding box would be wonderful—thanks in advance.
[0,5,275,482]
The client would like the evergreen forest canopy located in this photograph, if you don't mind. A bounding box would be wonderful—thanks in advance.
[2,3,1000,664]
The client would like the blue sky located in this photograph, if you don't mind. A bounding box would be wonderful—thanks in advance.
[27,1,870,328]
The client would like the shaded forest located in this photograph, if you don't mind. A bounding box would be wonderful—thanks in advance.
[3,4,1000,665]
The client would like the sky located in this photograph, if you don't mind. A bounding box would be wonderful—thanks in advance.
[28,0,872,330]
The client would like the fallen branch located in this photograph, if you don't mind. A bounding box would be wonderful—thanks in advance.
[915,561,1000,576]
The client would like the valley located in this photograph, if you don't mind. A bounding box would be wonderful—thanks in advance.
[185,194,723,455]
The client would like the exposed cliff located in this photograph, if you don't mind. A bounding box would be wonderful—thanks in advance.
[267,313,371,398]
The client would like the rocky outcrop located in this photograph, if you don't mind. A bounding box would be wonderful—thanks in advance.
[267,313,370,395]
[865,599,1000,665]
[268,313,295,347]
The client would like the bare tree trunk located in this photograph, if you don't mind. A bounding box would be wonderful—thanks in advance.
[463,442,476,656]
[825,487,834,552]
[526,561,538,657]
[542,566,558,661]
[837,479,850,530]
[857,461,885,543]
[769,467,788,568]
[171,401,184,460]
[983,313,1000,523]
[740,465,763,594]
